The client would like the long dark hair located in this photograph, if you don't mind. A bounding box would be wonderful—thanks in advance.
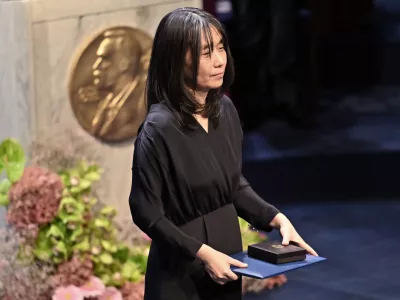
[146,7,234,125]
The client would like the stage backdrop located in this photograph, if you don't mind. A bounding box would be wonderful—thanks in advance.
[0,0,202,239]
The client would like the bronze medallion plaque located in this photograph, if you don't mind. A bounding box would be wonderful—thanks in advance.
[69,26,152,142]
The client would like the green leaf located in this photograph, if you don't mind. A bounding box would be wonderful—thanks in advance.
[58,197,85,223]
[79,179,91,191]
[94,218,110,229]
[94,263,106,275]
[70,186,81,194]
[0,179,11,206]
[100,206,117,217]
[130,270,142,282]
[0,178,11,194]
[101,240,118,253]
[54,241,68,257]
[100,274,111,286]
[73,237,90,252]
[33,247,52,261]
[0,138,26,183]
[62,188,70,197]
[34,230,53,261]
[60,174,70,187]
[100,252,113,265]
[0,138,25,164]
[59,197,85,216]
[0,194,9,206]
[36,229,51,246]
[122,261,138,280]
[84,171,100,181]
[110,274,124,287]
[6,162,25,183]
[70,226,84,242]
[92,255,100,265]
[53,256,66,264]
[0,157,4,174]
[115,246,130,263]
[46,224,65,240]
[60,196,78,206]
[59,213,84,224]
[130,252,148,274]
[89,197,97,206]
[88,164,101,173]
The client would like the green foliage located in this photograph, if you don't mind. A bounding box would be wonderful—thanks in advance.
[0,138,26,206]
[0,138,150,287]
[0,178,11,206]
[31,158,149,287]
[0,138,26,183]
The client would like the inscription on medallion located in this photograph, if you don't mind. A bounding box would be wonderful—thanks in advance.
[69,26,152,142]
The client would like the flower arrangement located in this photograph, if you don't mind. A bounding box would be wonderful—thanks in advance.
[0,138,147,300]
[0,137,285,299]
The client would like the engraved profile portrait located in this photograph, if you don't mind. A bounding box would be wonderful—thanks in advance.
[69,26,152,142]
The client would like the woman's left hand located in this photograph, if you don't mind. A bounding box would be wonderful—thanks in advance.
[270,213,318,256]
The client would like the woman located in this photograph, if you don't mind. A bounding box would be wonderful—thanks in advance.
[129,7,317,300]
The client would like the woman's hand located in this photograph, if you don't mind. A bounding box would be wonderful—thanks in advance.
[196,244,248,285]
[270,213,318,256]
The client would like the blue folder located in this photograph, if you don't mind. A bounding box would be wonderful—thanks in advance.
[230,252,326,279]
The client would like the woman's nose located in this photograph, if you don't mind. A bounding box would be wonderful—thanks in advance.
[213,53,224,67]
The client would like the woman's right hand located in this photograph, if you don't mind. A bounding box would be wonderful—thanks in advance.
[196,244,248,285]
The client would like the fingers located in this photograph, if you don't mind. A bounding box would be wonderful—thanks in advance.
[297,240,318,256]
[210,271,238,285]
[281,229,290,246]
[281,233,319,256]
[281,227,318,256]
[291,240,318,256]
[225,270,239,281]
[207,262,242,285]
[281,235,290,246]
[214,277,229,285]
[228,257,248,268]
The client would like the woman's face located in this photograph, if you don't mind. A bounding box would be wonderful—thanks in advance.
[185,26,227,93]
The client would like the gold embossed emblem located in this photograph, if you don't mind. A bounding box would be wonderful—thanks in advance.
[271,244,284,249]
[69,26,152,142]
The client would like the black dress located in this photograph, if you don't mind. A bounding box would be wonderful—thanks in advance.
[129,96,280,300]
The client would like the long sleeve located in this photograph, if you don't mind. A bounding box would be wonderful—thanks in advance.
[128,124,203,260]
[234,175,280,232]
[223,95,280,231]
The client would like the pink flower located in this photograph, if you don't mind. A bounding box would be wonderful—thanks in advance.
[52,285,83,300]
[99,287,123,300]
[79,276,105,298]
[7,166,63,229]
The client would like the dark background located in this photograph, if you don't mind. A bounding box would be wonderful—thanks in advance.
[204,1,400,299]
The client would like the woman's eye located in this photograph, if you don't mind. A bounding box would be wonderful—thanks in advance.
[203,52,211,56]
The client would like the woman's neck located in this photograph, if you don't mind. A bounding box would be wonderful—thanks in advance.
[193,90,208,105]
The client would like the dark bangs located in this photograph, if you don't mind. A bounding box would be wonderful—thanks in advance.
[146,7,234,125]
